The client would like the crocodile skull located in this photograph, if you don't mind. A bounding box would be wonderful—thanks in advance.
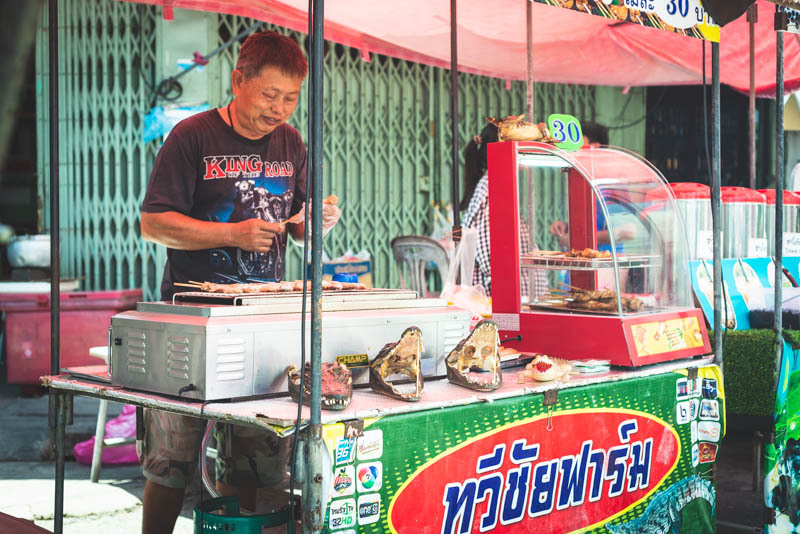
[517,354,572,383]
[446,320,502,391]
[369,327,424,402]
[287,362,352,411]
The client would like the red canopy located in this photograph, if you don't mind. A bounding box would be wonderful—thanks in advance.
[124,0,800,95]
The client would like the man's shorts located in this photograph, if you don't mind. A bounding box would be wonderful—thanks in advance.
[137,409,291,489]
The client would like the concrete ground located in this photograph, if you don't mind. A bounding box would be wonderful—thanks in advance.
[0,384,766,533]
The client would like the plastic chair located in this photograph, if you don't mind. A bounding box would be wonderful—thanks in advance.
[391,235,450,297]
[88,346,135,482]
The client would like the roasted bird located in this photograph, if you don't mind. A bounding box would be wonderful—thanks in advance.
[563,288,643,313]
[486,115,554,142]
[287,362,352,411]
[445,320,502,392]
[369,327,424,402]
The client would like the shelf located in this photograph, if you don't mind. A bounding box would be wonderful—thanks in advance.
[520,253,662,271]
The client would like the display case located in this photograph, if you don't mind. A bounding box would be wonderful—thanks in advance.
[487,141,710,366]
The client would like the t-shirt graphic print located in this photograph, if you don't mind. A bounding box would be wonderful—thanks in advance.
[142,109,307,299]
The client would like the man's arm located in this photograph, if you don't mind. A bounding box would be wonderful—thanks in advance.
[141,211,282,253]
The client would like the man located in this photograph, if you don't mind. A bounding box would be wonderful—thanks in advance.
[140,31,338,533]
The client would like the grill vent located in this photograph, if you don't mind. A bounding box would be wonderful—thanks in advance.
[215,337,246,382]
[126,330,147,374]
[442,323,469,356]
[167,336,191,380]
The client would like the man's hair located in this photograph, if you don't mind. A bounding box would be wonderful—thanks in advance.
[582,121,609,146]
[236,31,308,80]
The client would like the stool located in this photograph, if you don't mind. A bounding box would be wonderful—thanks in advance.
[88,346,135,482]
[390,235,450,297]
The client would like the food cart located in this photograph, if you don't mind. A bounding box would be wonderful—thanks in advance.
[40,1,800,534]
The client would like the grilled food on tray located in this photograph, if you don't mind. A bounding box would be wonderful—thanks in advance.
[565,248,612,259]
[564,288,643,313]
[184,279,367,294]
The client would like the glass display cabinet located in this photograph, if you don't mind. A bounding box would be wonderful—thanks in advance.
[487,141,711,366]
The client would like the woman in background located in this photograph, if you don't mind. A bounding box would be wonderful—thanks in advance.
[461,122,548,300]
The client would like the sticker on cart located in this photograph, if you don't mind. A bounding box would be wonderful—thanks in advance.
[633,317,705,357]
[335,437,356,465]
[688,398,700,420]
[331,466,355,497]
[357,430,383,460]
[691,443,700,466]
[336,353,369,368]
[700,399,720,421]
[697,421,721,442]
[676,377,696,400]
[493,313,520,332]
[357,493,381,526]
[691,420,698,443]
[702,378,718,399]
[328,499,356,530]
[356,462,383,492]
[698,442,718,463]
[676,401,692,425]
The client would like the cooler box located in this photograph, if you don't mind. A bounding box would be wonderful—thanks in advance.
[0,289,142,383]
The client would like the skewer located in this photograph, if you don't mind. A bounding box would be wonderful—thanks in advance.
[175,282,202,288]
[189,280,204,286]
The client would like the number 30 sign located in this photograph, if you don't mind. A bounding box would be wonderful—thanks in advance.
[547,114,583,151]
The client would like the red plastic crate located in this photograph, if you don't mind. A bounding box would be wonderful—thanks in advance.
[0,289,142,384]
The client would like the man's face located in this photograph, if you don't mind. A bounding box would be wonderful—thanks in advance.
[231,65,304,138]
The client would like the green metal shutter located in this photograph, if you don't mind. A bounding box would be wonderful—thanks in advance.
[36,2,595,299]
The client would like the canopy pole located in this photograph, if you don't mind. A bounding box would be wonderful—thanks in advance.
[304,0,324,531]
[748,5,757,190]
[450,0,460,239]
[711,42,722,365]
[526,0,533,120]
[47,0,64,532]
[774,8,786,401]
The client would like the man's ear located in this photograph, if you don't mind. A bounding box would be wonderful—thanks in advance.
[231,69,244,92]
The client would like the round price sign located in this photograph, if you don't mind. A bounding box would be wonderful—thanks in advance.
[655,0,704,30]
[547,114,583,152]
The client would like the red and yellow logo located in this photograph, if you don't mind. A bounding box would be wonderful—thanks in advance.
[389,409,679,533]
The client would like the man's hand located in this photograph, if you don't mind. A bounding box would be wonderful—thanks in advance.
[232,219,284,252]
[549,220,569,248]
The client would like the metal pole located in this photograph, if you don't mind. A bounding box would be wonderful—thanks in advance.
[775,14,785,391]
[711,42,722,364]
[526,0,536,250]
[48,1,63,532]
[450,0,460,238]
[748,5,758,190]
[526,0,534,120]
[54,393,65,534]
[48,0,60,377]
[304,0,324,531]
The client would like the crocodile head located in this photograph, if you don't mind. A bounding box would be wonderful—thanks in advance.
[445,320,502,391]
[287,362,352,411]
[369,326,424,402]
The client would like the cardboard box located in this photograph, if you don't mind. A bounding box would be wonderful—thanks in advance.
[308,260,373,287]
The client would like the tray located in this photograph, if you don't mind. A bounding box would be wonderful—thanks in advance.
[520,253,662,271]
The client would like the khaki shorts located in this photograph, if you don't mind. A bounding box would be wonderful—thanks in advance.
[137,409,291,489]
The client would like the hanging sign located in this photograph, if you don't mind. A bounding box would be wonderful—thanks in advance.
[776,4,800,34]
[533,0,720,42]
[547,114,583,151]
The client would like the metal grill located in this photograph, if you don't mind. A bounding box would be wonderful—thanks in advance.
[36,2,596,299]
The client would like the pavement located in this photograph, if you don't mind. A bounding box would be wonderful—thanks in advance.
[0,383,767,533]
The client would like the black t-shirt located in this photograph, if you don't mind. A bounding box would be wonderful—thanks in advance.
[141,109,307,299]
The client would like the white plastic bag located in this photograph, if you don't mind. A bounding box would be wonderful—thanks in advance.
[441,227,491,317]
[430,203,453,241]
